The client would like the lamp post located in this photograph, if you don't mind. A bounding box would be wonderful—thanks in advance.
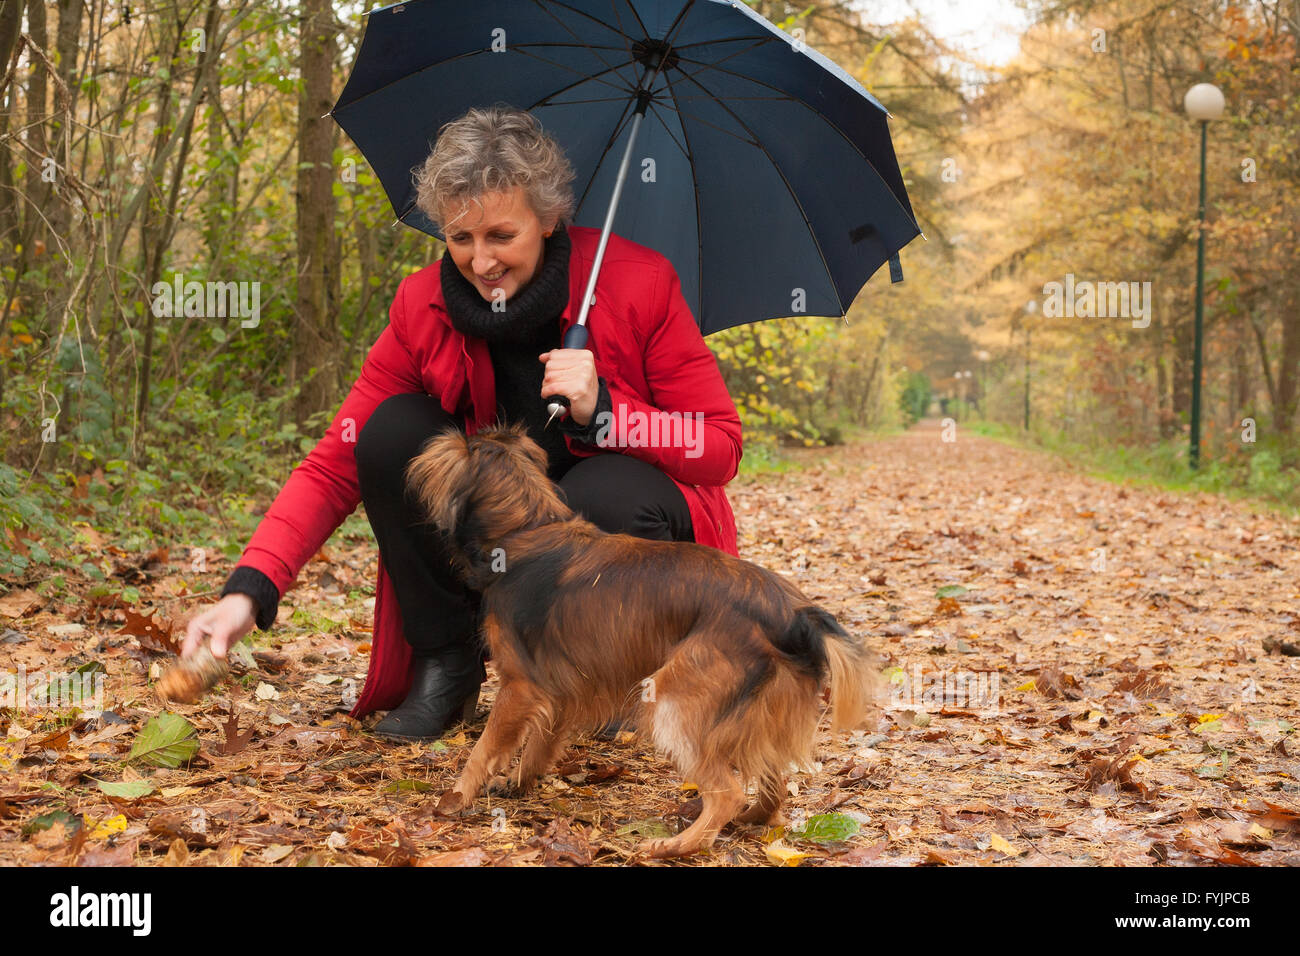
[1184,82,1225,470]
[1023,299,1037,431]
[974,350,990,417]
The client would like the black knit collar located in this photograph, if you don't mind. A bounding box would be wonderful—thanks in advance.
[439,224,571,346]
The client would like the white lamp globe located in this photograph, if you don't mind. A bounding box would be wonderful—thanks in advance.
[1184,83,1225,121]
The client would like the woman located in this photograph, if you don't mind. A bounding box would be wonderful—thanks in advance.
[182,105,743,739]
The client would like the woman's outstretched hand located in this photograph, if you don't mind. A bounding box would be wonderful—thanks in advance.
[182,593,257,659]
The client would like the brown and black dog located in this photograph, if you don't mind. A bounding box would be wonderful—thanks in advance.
[406,423,878,858]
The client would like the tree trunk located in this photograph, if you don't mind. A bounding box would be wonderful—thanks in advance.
[0,0,24,251]
[1274,302,1300,436]
[292,0,341,421]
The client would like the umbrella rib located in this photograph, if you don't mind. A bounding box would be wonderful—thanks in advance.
[659,67,705,327]
[537,0,643,52]
[670,65,842,313]
[604,0,641,63]
[525,0,625,77]
[508,46,638,100]
[640,99,691,164]
[672,53,919,232]
[569,95,641,222]
[669,34,779,82]
[646,96,761,148]
[335,44,634,108]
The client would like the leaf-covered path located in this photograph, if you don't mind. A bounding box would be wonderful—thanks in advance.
[2,420,1298,865]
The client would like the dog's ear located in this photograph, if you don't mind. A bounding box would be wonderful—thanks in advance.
[404,427,474,533]
[483,421,548,477]
[514,429,549,476]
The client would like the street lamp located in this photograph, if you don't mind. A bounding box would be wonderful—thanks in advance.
[955,370,971,418]
[1023,299,1037,430]
[1184,82,1225,470]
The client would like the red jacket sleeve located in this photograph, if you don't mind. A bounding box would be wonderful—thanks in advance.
[587,258,743,487]
[233,278,425,597]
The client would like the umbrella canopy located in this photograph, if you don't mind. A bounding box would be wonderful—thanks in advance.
[333,0,921,335]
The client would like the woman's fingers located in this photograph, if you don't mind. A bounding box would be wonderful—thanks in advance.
[183,613,213,657]
[208,625,234,659]
[182,595,255,659]
[539,349,596,400]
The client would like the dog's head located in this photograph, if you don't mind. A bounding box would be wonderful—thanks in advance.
[405,421,573,551]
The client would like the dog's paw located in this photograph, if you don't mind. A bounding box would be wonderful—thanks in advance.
[435,789,471,815]
[735,804,786,827]
[639,836,703,859]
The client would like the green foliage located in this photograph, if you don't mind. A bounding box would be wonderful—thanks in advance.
[968,420,1300,513]
[899,371,932,425]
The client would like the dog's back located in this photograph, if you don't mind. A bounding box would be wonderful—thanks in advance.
[417,425,879,858]
[476,520,878,857]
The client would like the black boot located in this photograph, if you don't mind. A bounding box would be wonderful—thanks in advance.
[372,643,485,741]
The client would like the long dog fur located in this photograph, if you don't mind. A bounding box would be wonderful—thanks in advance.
[405,422,879,858]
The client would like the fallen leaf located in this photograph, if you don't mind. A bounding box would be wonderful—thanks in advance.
[764,840,813,866]
[989,832,1023,856]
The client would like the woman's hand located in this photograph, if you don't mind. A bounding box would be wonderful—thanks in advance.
[539,348,598,426]
[182,593,257,660]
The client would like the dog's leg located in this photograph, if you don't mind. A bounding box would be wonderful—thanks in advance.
[735,778,788,826]
[437,680,541,814]
[510,716,571,794]
[641,765,746,859]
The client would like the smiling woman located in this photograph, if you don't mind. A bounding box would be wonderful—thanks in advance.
[442,187,551,308]
[186,104,743,743]
[413,107,575,304]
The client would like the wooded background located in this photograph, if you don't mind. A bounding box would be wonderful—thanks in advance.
[0,0,1296,589]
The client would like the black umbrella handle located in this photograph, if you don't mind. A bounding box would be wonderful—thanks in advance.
[544,324,590,422]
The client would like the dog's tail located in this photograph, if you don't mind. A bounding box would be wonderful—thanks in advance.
[775,606,880,733]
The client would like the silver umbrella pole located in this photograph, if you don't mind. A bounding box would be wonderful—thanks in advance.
[546,67,658,424]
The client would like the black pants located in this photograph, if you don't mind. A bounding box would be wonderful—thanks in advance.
[354,393,694,655]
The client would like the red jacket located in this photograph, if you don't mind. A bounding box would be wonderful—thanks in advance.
[232,225,743,718]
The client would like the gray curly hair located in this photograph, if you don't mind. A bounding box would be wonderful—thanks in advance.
[412,104,577,234]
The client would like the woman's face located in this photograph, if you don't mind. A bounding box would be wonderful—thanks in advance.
[442,186,557,303]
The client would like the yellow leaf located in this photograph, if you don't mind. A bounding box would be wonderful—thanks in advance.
[1197,713,1223,723]
[989,833,1022,856]
[1016,679,1036,692]
[442,731,468,747]
[1248,823,1271,840]
[261,844,294,863]
[764,840,812,866]
[90,814,128,840]
[679,781,698,792]
[161,785,201,798]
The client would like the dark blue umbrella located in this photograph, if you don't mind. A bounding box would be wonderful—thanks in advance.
[332,0,921,419]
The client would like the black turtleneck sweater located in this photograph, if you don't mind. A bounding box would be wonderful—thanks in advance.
[222,222,611,630]
[437,222,611,481]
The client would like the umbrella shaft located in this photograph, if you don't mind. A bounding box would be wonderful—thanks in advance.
[575,68,656,329]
